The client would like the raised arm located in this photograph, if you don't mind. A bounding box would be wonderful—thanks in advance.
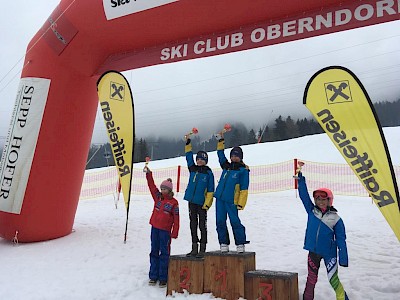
[146,172,161,202]
[297,173,314,213]
[217,139,228,168]
[185,138,195,168]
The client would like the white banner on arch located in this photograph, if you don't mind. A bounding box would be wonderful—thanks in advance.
[0,78,50,214]
[103,0,179,20]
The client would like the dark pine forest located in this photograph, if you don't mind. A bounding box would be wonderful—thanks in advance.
[85,99,400,169]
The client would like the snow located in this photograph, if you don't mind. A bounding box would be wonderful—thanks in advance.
[1,127,400,300]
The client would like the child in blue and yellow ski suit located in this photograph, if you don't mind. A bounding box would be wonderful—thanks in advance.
[183,137,214,257]
[214,137,249,253]
[297,172,349,300]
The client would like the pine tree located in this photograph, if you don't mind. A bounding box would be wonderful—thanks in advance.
[227,127,241,148]
[204,135,218,152]
[247,129,257,145]
[137,138,148,162]
[297,118,311,136]
[273,115,287,141]
[285,116,300,139]
[309,119,324,134]
[265,126,275,142]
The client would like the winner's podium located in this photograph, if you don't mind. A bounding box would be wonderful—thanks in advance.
[167,250,298,300]
[204,251,256,299]
[245,270,298,300]
[167,254,204,295]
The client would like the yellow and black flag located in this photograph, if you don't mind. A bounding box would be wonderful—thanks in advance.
[304,66,400,241]
[97,71,135,242]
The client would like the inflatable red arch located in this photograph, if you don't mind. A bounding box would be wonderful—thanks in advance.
[0,0,398,242]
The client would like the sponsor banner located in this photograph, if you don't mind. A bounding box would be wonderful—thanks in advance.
[97,71,134,211]
[103,0,178,20]
[99,0,400,72]
[0,78,51,214]
[304,66,400,241]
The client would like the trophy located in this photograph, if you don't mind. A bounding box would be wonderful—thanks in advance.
[143,156,151,173]
[184,127,199,140]
[293,161,305,179]
[214,123,232,139]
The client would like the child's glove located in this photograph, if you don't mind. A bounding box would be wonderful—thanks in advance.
[203,193,213,210]
[202,204,210,210]
[214,133,223,141]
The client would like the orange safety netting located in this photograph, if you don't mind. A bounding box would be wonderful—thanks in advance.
[79,160,400,200]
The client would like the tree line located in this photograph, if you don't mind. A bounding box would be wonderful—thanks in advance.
[86,99,399,169]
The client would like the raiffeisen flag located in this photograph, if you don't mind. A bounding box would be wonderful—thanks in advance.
[303,66,400,241]
[97,71,135,242]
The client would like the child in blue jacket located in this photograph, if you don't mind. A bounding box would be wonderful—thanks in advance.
[297,172,349,300]
[214,135,249,253]
[183,137,214,258]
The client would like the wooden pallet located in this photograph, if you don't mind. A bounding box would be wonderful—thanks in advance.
[167,254,204,295]
[167,251,299,300]
[245,270,299,300]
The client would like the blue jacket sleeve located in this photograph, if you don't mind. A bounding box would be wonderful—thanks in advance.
[240,167,250,191]
[217,139,228,168]
[185,140,195,168]
[297,175,314,214]
[208,170,215,192]
[334,218,349,266]
[186,151,195,168]
[217,149,228,168]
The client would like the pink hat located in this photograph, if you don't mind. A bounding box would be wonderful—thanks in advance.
[160,178,173,191]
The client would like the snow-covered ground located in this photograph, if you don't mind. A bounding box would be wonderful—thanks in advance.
[1,127,399,300]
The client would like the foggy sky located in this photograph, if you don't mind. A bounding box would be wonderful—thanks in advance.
[1,2,400,145]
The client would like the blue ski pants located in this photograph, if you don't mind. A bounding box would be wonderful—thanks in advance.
[216,199,246,245]
[149,226,171,282]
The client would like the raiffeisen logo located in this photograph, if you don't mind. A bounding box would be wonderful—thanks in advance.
[103,0,179,20]
[324,80,353,104]
[316,108,395,208]
[110,81,125,102]
[100,101,130,177]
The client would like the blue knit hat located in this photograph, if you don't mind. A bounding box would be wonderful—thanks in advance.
[196,151,208,164]
[230,146,243,160]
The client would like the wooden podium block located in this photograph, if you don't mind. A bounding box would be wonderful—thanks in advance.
[167,254,204,295]
[204,251,256,300]
[245,270,298,300]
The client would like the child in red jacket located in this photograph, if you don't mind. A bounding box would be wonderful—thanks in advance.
[144,166,180,288]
